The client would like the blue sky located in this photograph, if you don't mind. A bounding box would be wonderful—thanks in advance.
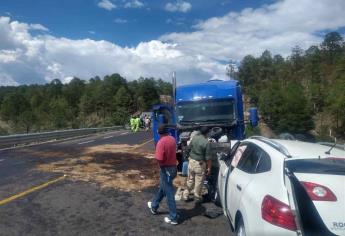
[0,0,272,46]
[1,0,345,85]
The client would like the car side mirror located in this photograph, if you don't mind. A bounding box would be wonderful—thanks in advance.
[249,107,259,128]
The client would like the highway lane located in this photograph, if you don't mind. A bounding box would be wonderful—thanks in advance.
[51,129,150,147]
[0,130,153,199]
[0,129,151,161]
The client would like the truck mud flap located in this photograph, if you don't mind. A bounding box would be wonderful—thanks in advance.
[285,169,337,236]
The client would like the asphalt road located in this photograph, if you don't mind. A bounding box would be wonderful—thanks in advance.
[0,130,232,236]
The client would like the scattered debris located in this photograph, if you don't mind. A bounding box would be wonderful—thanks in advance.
[36,144,160,191]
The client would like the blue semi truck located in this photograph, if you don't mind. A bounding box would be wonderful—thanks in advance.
[152,78,258,170]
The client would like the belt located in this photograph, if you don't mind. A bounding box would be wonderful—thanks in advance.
[191,159,205,165]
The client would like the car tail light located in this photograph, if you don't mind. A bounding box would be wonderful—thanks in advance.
[261,195,297,231]
[301,181,337,201]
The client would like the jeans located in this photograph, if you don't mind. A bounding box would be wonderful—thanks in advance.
[151,166,177,221]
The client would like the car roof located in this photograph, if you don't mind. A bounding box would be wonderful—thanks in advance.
[271,139,345,159]
[249,137,345,159]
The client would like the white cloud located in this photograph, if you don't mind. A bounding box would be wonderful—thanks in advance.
[1,0,345,86]
[161,0,345,61]
[165,17,186,26]
[113,18,128,24]
[124,0,144,8]
[97,0,116,11]
[88,31,96,34]
[0,16,209,85]
[29,23,49,31]
[0,50,19,63]
[165,1,192,13]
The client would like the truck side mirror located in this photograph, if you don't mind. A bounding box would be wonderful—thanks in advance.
[249,107,259,127]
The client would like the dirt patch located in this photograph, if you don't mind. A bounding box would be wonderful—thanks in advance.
[174,175,187,188]
[36,144,160,191]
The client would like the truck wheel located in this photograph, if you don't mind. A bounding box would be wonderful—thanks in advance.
[236,218,246,236]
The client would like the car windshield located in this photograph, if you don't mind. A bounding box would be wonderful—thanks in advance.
[176,99,235,124]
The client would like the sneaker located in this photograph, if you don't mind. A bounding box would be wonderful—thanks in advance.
[164,216,178,225]
[147,201,158,215]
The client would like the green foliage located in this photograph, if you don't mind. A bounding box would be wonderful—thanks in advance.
[49,97,72,129]
[245,125,261,137]
[238,31,345,138]
[112,107,130,125]
[0,75,172,134]
[135,78,160,110]
[1,92,31,125]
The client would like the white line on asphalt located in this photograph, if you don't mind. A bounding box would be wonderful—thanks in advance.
[78,140,95,145]
[120,132,129,135]
[103,136,114,139]
[0,159,4,162]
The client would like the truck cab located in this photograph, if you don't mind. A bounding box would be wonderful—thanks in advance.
[152,78,258,200]
[152,79,257,142]
[175,79,245,140]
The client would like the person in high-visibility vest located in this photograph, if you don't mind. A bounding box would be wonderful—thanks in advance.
[134,117,140,132]
[130,117,135,132]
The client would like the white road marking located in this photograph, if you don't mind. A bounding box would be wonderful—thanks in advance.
[103,136,114,139]
[0,159,4,162]
[120,132,129,135]
[78,140,95,145]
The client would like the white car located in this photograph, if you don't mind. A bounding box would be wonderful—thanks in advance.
[217,136,345,236]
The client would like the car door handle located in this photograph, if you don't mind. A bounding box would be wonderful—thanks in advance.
[236,184,242,191]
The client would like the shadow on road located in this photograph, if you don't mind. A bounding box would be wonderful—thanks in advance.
[178,204,207,223]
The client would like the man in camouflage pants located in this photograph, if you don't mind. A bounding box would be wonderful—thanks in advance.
[183,126,211,205]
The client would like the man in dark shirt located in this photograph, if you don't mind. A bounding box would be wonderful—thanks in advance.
[147,124,178,225]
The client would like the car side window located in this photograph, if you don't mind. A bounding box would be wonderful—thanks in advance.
[236,144,271,174]
[230,144,248,168]
[255,149,271,173]
[237,144,258,173]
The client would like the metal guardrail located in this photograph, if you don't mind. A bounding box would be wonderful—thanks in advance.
[0,126,124,149]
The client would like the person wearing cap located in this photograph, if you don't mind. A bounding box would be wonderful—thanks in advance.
[182,126,211,204]
[147,124,179,225]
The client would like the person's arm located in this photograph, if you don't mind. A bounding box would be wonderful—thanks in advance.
[206,159,212,175]
[184,141,193,160]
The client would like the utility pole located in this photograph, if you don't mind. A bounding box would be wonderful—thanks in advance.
[226,61,236,80]
[172,72,176,106]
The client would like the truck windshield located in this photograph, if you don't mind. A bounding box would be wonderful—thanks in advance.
[176,99,235,123]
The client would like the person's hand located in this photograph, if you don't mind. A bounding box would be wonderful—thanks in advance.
[206,167,211,176]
